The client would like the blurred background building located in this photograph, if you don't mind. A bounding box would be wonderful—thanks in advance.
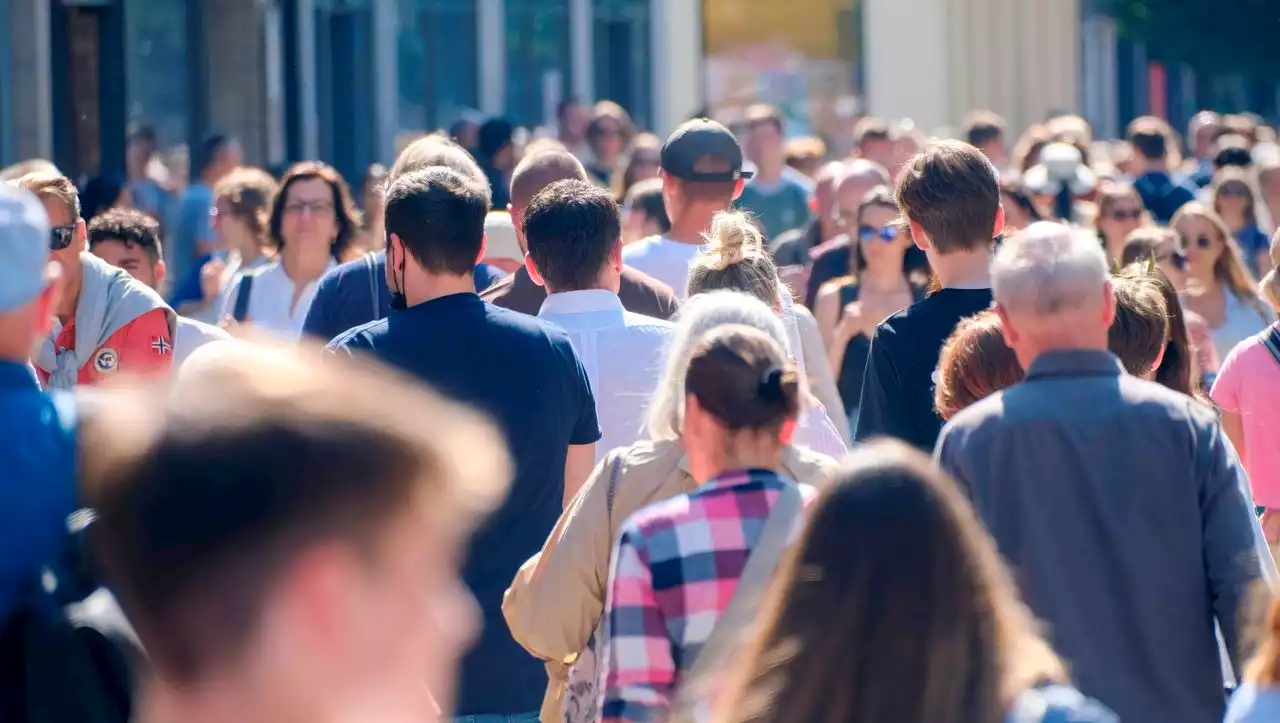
[2,0,1277,183]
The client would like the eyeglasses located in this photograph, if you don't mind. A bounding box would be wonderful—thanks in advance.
[283,200,335,216]
[1108,208,1142,221]
[1156,250,1189,271]
[50,224,76,250]
[858,225,900,244]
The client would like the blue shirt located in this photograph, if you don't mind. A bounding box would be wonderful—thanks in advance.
[166,183,215,302]
[327,293,600,715]
[301,251,506,344]
[1133,171,1197,224]
[0,361,77,625]
[1227,684,1280,723]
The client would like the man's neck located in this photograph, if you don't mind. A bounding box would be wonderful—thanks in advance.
[1136,159,1169,176]
[55,264,83,323]
[753,161,782,184]
[667,214,718,245]
[405,273,476,307]
[929,247,993,289]
[281,250,331,288]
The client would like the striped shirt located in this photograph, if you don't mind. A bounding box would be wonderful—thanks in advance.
[599,468,812,723]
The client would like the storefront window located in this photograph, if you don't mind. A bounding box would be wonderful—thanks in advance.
[505,0,572,129]
[125,0,190,153]
[398,0,479,137]
[315,0,374,185]
[702,0,862,149]
[593,0,651,129]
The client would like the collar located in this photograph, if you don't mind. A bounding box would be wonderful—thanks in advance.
[0,360,39,392]
[1025,349,1125,381]
[403,291,483,314]
[701,467,785,492]
[538,289,625,318]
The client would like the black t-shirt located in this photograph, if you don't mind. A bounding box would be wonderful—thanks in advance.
[835,281,928,413]
[852,287,994,451]
[327,293,600,715]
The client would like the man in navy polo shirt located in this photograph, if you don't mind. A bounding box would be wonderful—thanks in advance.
[328,167,600,722]
[0,184,77,625]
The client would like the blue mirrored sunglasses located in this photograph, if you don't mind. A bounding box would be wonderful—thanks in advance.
[858,225,899,244]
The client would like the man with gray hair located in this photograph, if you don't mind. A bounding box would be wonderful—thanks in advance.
[936,222,1267,723]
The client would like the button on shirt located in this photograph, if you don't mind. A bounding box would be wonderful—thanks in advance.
[621,236,705,299]
[220,260,337,342]
[538,290,675,462]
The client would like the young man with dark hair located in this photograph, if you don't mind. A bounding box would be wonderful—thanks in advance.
[524,179,675,459]
[1127,116,1196,223]
[328,167,601,722]
[1107,272,1170,378]
[83,340,510,723]
[853,140,1004,451]
[734,103,813,241]
[87,208,228,368]
[963,110,1009,169]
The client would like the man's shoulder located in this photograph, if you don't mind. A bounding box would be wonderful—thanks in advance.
[621,236,661,260]
[479,270,517,301]
[620,264,676,296]
[320,252,381,285]
[621,310,677,333]
[326,317,389,350]
[1116,374,1219,425]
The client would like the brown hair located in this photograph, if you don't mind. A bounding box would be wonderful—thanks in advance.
[1262,231,1280,310]
[685,325,800,432]
[1120,260,1208,403]
[1012,124,1053,174]
[15,171,81,219]
[1212,166,1268,229]
[895,140,1001,254]
[269,161,362,262]
[964,111,1007,150]
[87,208,164,265]
[82,341,509,683]
[586,101,635,151]
[1108,270,1170,377]
[744,103,784,134]
[853,117,892,148]
[213,167,280,247]
[934,311,1023,420]
[715,440,1065,723]
[611,132,662,201]
[1171,202,1266,313]
[784,136,827,173]
[687,211,781,304]
[1127,116,1176,163]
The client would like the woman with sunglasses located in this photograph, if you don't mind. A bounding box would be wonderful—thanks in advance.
[1213,167,1274,279]
[1173,202,1276,357]
[814,186,926,424]
[1093,181,1147,263]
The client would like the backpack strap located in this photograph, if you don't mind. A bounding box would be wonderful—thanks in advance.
[231,274,254,323]
[604,451,623,527]
[1263,325,1280,367]
[363,253,380,319]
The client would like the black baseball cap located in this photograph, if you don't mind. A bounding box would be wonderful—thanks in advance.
[660,119,753,183]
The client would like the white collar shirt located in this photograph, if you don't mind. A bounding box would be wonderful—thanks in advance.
[538,289,676,462]
[219,259,336,343]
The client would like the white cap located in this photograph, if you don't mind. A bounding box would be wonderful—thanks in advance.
[0,184,52,312]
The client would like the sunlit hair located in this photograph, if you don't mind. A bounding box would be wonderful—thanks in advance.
[1212,166,1274,231]
[992,222,1110,317]
[1262,231,1280,310]
[1093,181,1146,232]
[214,167,280,249]
[685,325,801,434]
[1112,260,1208,403]
[611,132,662,201]
[1107,269,1170,377]
[714,440,1066,723]
[1170,202,1266,313]
[269,161,362,262]
[14,170,81,219]
[934,311,1023,420]
[687,211,781,305]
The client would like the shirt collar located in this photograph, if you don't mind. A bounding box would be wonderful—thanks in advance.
[1025,349,1125,381]
[0,360,40,392]
[538,289,625,318]
[700,467,785,492]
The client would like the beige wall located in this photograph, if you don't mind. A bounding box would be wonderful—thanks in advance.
[652,0,703,134]
[865,0,1079,135]
[205,0,269,166]
[7,0,52,162]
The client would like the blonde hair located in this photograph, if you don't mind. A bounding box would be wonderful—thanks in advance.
[686,211,781,305]
[1171,202,1265,313]
[1262,230,1280,310]
[15,171,81,219]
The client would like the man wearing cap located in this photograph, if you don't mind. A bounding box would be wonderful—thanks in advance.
[0,184,78,624]
[621,119,751,297]
[15,171,175,389]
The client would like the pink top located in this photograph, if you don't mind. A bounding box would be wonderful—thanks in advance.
[1211,323,1280,507]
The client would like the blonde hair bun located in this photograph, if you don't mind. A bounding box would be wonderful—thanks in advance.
[702,211,765,271]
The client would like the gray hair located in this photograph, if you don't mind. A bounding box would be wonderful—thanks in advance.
[646,291,792,441]
[991,221,1110,316]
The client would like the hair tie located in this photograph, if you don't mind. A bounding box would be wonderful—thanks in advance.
[758,367,784,400]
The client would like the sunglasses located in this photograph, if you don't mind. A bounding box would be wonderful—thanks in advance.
[1219,186,1251,198]
[50,224,76,250]
[1156,250,1189,271]
[1108,209,1142,221]
[858,225,900,244]
[1181,234,1215,250]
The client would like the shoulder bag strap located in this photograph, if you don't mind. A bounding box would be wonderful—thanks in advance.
[364,252,380,319]
[669,482,803,720]
[1263,325,1280,367]
[605,451,623,527]
[232,274,254,323]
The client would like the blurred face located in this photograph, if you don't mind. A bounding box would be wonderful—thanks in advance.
[561,104,588,141]
[745,122,783,165]
[1001,192,1033,232]
[1216,182,1251,221]
[830,177,880,234]
[856,204,909,270]
[281,178,339,255]
[127,138,155,171]
[592,119,626,161]
[860,139,897,170]
[1152,237,1191,292]
[1261,170,1280,206]
[1175,214,1226,280]
[213,197,251,253]
[1098,195,1143,251]
[628,150,661,186]
[40,196,84,282]
[91,238,160,289]
[1194,123,1221,159]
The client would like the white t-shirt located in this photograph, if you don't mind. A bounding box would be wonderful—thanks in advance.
[219,260,337,342]
[174,316,231,369]
[621,236,705,299]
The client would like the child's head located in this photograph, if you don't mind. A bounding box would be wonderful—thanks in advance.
[895,140,1003,256]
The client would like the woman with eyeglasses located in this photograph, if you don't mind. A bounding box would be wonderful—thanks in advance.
[1093,181,1147,263]
[1213,167,1274,279]
[1173,202,1276,357]
[219,161,362,342]
[813,186,927,423]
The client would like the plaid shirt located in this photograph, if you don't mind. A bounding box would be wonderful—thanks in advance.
[598,468,812,723]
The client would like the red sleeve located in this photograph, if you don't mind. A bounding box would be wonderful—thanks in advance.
[112,309,175,378]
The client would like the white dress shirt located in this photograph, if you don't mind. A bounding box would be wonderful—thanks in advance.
[219,259,336,342]
[538,289,676,462]
[620,236,705,299]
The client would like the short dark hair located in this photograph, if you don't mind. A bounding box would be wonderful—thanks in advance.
[510,149,589,210]
[384,167,490,276]
[1108,271,1169,377]
[895,140,1001,253]
[195,133,234,179]
[745,104,784,134]
[964,111,1007,150]
[1126,117,1172,162]
[624,178,670,234]
[523,179,621,291]
[853,118,892,148]
[269,161,362,261]
[87,208,164,264]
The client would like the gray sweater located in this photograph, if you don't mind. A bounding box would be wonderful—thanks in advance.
[936,350,1267,723]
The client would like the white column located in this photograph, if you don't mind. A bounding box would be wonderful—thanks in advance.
[864,0,949,131]
[295,0,319,158]
[478,0,505,116]
[570,0,593,104]
[31,0,53,160]
[263,0,286,166]
[371,0,397,163]
[651,0,702,135]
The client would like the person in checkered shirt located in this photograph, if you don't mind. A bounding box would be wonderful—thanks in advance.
[598,323,815,723]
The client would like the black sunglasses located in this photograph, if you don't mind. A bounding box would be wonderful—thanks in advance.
[1108,209,1142,221]
[50,224,75,250]
[1157,250,1189,271]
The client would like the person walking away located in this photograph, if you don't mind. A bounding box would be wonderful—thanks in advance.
[17,172,174,388]
[482,148,679,319]
[734,104,813,242]
[853,140,1003,450]
[713,440,1116,723]
[477,118,516,210]
[598,325,812,723]
[934,310,1023,421]
[524,179,676,461]
[935,222,1269,723]
[1128,117,1197,223]
[87,209,229,369]
[167,134,242,308]
[82,341,509,723]
[620,178,669,245]
[328,167,600,722]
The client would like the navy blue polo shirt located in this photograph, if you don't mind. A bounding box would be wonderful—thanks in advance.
[327,293,600,715]
[0,361,77,625]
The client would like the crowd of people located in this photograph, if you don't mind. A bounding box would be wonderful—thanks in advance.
[1,97,1280,723]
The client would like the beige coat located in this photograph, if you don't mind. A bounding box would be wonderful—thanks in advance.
[502,440,842,721]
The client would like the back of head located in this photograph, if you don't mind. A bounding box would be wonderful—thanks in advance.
[660,119,749,209]
[522,179,621,292]
[992,221,1110,318]
[685,324,799,433]
[964,111,1007,149]
[895,140,1001,254]
[510,149,589,211]
[389,133,489,197]
[0,158,59,183]
[477,117,515,160]
[935,311,1023,420]
[384,167,490,276]
[622,177,670,234]
[1126,117,1172,162]
[82,340,509,684]
[213,167,280,245]
[1108,269,1169,377]
[0,185,53,331]
[686,211,779,303]
[718,439,1063,723]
